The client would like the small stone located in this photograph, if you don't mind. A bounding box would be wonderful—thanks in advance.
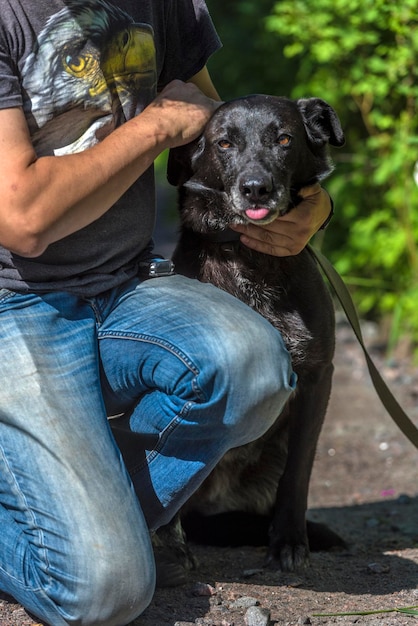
[397,493,411,505]
[242,568,264,578]
[286,577,304,588]
[244,605,271,626]
[365,517,380,528]
[367,561,390,574]
[190,582,217,596]
[229,596,259,609]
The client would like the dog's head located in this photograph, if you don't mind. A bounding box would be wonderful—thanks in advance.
[167,95,344,231]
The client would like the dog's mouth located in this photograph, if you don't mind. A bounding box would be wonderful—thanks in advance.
[242,206,280,225]
[231,182,288,225]
[245,207,275,222]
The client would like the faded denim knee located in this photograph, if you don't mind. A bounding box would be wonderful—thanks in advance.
[33,525,156,626]
[198,306,297,448]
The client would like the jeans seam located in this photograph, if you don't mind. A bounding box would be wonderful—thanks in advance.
[0,289,15,304]
[0,561,43,593]
[98,331,201,377]
[0,447,48,591]
[128,400,194,475]
[98,332,207,474]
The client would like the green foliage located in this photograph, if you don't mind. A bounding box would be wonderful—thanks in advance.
[206,0,299,99]
[264,0,418,353]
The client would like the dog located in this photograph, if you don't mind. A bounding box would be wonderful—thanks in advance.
[154,95,346,583]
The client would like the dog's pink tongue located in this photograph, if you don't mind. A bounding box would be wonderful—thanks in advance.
[245,207,270,221]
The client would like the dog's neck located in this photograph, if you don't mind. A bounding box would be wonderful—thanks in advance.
[202,227,241,243]
[199,227,242,253]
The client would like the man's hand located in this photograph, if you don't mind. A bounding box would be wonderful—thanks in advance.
[146,80,221,148]
[229,184,332,257]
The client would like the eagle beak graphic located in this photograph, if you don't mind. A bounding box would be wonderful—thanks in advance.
[32,21,158,153]
[100,24,157,102]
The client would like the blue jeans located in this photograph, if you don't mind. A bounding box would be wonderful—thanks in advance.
[0,275,296,626]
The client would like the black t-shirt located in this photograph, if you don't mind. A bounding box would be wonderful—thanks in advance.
[0,0,221,295]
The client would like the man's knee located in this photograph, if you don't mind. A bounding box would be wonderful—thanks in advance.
[45,543,155,626]
[76,551,155,625]
[203,310,297,445]
[35,512,156,626]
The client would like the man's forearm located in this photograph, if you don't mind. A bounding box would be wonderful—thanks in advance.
[0,80,218,257]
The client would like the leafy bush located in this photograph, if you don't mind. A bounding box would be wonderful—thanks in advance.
[264,0,418,354]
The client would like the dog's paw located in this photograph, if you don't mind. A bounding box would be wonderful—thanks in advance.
[265,538,310,572]
[152,514,198,587]
[153,544,196,588]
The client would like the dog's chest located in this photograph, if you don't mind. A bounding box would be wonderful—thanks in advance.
[198,245,327,368]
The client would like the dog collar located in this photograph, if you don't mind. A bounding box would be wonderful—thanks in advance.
[201,228,242,254]
[202,228,241,243]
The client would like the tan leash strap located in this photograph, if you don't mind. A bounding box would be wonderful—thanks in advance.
[308,245,418,450]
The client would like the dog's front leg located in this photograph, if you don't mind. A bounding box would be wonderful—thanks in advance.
[266,364,333,571]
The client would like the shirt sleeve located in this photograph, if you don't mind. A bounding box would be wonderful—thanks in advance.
[0,26,23,109]
[157,0,222,91]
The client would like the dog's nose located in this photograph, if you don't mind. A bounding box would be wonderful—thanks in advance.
[239,175,273,202]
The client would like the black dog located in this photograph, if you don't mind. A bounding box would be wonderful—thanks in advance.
[155,95,345,580]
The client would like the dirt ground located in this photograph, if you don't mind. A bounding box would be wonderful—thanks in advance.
[1,317,417,626]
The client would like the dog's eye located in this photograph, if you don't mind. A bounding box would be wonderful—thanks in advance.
[218,139,232,149]
[278,134,292,146]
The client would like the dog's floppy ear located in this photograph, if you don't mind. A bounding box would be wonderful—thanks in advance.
[297,98,345,148]
[167,136,205,187]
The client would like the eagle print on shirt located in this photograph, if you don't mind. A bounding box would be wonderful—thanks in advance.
[22,0,157,156]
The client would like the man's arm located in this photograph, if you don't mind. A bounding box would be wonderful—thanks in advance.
[0,80,219,257]
[188,66,221,101]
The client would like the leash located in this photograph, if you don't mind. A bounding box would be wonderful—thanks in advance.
[308,244,418,450]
